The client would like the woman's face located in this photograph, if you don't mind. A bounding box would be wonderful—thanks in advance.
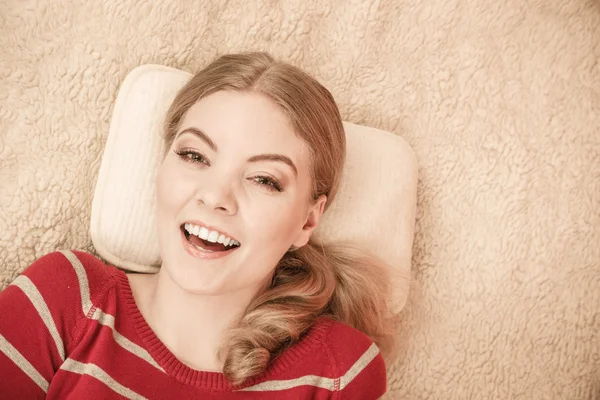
[156,90,326,297]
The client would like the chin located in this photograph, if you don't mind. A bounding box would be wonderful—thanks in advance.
[163,258,229,295]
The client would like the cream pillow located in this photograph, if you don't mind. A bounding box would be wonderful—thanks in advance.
[91,65,417,313]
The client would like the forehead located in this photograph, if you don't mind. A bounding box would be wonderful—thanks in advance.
[178,91,310,160]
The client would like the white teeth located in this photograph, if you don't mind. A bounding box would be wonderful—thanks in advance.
[207,230,219,243]
[199,227,209,240]
[184,223,240,247]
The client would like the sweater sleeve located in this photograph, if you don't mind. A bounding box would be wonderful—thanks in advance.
[326,322,387,400]
[0,250,93,398]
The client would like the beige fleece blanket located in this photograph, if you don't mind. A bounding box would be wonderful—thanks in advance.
[1,0,599,398]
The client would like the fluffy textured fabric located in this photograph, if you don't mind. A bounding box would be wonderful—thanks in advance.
[0,0,598,398]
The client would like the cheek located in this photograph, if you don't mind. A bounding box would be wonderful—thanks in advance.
[156,162,191,218]
[247,201,305,245]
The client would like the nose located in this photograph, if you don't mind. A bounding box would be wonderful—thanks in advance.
[195,173,238,216]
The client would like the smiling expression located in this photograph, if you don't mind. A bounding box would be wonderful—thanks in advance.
[155,90,326,296]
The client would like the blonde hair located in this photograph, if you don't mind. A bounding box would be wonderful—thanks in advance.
[163,52,396,386]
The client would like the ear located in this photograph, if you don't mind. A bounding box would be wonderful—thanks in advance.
[292,194,327,248]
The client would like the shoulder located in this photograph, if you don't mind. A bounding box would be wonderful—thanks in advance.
[17,250,120,309]
[244,319,386,398]
[22,250,116,282]
[1,250,122,352]
[322,319,386,373]
[321,319,387,398]
[323,318,378,349]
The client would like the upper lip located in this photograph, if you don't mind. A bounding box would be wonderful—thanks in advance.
[181,220,240,243]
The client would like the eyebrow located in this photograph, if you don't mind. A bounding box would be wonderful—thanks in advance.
[248,154,298,177]
[176,127,218,152]
[176,127,298,177]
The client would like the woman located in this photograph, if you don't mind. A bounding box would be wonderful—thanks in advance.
[0,52,395,399]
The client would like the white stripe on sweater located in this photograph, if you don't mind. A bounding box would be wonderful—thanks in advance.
[59,250,164,372]
[241,342,380,392]
[10,275,65,361]
[60,358,148,399]
[0,333,49,393]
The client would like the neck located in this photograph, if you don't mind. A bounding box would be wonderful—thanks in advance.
[142,269,260,372]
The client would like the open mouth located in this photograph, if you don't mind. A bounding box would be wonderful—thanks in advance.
[181,224,241,253]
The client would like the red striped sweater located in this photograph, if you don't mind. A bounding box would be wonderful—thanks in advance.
[0,250,386,399]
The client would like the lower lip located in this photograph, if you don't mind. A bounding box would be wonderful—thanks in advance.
[180,228,239,260]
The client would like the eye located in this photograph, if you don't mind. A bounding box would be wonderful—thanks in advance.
[174,149,210,166]
[251,175,284,192]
